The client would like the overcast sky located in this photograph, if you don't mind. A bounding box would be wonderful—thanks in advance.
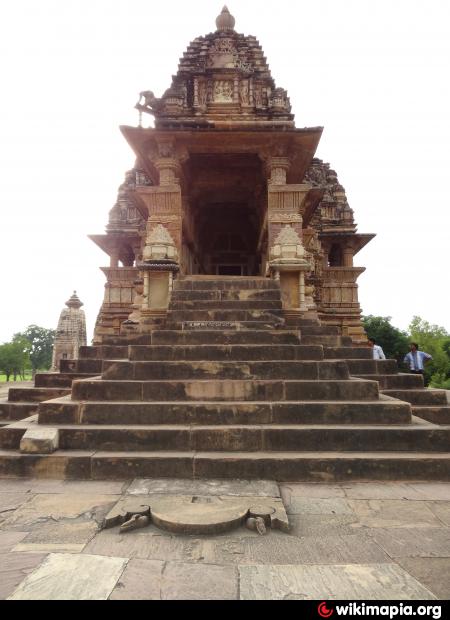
[0,0,449,344]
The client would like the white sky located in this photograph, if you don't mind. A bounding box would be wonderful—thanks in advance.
[0,0,449,344]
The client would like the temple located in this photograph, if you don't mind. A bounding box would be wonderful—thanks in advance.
[91,6,371,344]
[1,7,448,484]
[51,292,87,372]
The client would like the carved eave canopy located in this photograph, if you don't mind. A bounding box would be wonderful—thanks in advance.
[120,126,323,185]
[319,232,376,256]
[136,8,296,129]
[89,233,142,258]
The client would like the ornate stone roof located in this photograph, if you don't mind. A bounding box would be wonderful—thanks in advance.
[136,7,293,127]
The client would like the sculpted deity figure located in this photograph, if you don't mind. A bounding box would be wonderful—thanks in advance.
[240,80,250,105]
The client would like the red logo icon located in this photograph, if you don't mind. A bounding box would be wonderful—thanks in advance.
[318,602,334,618]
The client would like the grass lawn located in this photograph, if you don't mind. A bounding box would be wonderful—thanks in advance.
[0,374,33,383]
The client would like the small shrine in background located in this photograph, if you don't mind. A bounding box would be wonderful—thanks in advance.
[51,292,87,371]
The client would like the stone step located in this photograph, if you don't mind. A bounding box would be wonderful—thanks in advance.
[166,321,286,331]
[324,347,373,360]
[102,360,349,382]
[151,330,300,345]
[174,277,280,291]
[382,389,448,406]
[346,360,398,375]
[2,424,449,453]
[71,378,379,402]
[7,387,71,403]
[60,359,103,374]
[34,373,95,388]
[79,346,129,360]
[0,401,39,422]
[129,344,324,362]
[167,309,284,322]
[353,374,424,390]
[412,406,450,425]
[302,336,349,347]
[171,289,281,302]
[170,300,283,311]
[1,450,448,481]
[38,398,412,426]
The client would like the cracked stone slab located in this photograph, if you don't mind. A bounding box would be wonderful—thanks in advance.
[284,496,354,517]
[426,502,450,526]
[126,479,280,498]
[104,495,289,535]
[211,531,392,565]
[397,558,450,599]
[1,493,117,530]
[8,553,128,600]
[280,483,346,500]
[0,531,29,554]
[0,493,31,514]
[0,552,47,600]
[408,483,450,501]
[343,483,425,501]
[239,564,437,600]
[348,500,443,528]
[12,521,98,554]
[366,528,450,558]
[161,562,238,600]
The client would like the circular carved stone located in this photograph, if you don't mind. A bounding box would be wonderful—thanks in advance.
[150,496,249,535]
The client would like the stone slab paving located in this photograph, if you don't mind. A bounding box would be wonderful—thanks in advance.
[239,564,436,600]
[0,478,449,599]
[8,553,128,600]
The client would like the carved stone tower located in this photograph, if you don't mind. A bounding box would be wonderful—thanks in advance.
[90,6,372,343]
[51,292,87,371]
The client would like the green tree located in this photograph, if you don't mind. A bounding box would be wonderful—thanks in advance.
[0,341,30,382]
[13,325,55,375]
[362,315,409,363]
[408,316,450,388]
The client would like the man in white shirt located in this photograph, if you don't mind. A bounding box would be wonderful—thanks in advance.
[404,343,432,383]
[368,339,386,360]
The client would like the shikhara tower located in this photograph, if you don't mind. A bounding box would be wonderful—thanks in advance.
[90,6,373,343]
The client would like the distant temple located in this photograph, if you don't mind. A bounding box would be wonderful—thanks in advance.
[90,6,373,344]
[51,292,87,371]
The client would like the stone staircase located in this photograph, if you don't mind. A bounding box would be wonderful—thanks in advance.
[0,276,449,481]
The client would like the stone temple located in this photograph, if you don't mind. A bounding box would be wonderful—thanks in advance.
[0,7,449,481]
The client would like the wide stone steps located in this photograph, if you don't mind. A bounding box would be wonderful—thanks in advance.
[38,399,412,426]
[302,335,352,347]
[79,345,129,360]
[346,360,398,375]
[101,360,349,381]
[171,289,281,301]
[34,373,96,388]
[128,344,324,362]
[353,374,424,390]
[412,406,450,425]
[382,389,448,406]
[7,387,71,403]
[148,330,302,345]
[170,300,283,311]
[0,401,38,422]
[1,449,449,481]
[166,309,284,323]
[324,347,373,360]
[60,359,103,374]
[71,379,380,402]
[2,423,449,453]
[175,277,280,291]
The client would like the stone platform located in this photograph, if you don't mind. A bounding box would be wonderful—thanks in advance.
[1,478,449,600]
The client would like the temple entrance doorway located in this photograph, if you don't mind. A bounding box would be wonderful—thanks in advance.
[183,153,267,277]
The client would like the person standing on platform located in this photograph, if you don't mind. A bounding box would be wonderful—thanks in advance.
[368,339,386,360]
[403,343,433,386]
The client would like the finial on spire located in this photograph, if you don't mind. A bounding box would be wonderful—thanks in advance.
[66,291,84,309]
[216,5,236,32]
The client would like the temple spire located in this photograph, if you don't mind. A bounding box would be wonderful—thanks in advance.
[216,5,235,32]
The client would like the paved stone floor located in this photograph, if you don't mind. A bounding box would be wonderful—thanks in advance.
[0,478,449,600]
